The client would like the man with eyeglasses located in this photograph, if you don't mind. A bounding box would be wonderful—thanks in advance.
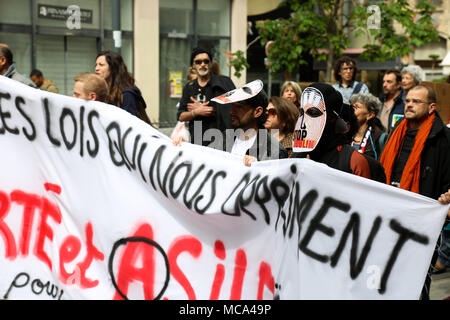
[177,47,235,146]
[332,56,369,105]
[380,85,450,300]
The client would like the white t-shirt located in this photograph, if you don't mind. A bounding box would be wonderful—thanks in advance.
[231,135,257,157]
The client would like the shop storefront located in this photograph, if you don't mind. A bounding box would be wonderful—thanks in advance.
[1,0,247,128]
[0,0,134,96]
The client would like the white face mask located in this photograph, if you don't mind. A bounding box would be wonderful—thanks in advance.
[292,87,327,152]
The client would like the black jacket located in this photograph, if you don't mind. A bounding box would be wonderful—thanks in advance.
[387,113,450,200]
[416,114,450,200]
[177,74,235,145]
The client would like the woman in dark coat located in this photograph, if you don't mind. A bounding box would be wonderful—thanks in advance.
[95,50,152,125]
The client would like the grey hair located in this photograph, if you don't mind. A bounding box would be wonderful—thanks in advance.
[401,65,423,85]
[349,93,382,114]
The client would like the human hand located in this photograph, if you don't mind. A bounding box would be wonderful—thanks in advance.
[244,155,258,167]
[438,189,450,218]
[172,136,183,146]
[188,97,214,116]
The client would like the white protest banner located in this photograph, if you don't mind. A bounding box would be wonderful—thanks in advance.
[0,76,448,300]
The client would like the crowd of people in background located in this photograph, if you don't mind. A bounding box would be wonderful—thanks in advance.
[1,42,450,300]
[173,48,450,300]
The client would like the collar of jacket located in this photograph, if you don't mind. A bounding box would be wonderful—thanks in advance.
[3,63,16,78]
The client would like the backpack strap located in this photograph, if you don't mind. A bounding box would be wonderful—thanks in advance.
[352,82,363,95]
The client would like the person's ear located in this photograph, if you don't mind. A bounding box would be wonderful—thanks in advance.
[428,103,436,115]
[367,111,375,121]
[88,92,98,101]
[254,106,263,118]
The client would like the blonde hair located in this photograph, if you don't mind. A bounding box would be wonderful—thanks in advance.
[74,72,109,102]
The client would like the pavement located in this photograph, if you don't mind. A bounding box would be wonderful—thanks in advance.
[431,270,450,300]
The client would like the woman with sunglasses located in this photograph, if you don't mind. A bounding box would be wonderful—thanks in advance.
[264,96,299,157]
[95,50,152,125]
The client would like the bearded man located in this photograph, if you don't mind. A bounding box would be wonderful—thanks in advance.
[177,47,235,146]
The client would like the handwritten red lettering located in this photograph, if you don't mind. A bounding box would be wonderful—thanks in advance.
[44,183,62,195]
[59,222,104,289]
[113,223,155,300]
[59,235,81,282]
[168,236,202,300]
[257,261,275,299]
[230,249,247,299]
[10,190,41,256]
[34,197,62,270]
[0,190,17,259]
[76,222,104,288]
[210,240,226,300]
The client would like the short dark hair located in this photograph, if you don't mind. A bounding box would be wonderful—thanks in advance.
[240,89,269,128]
[0,46,13,65]
[384,69,401,84]
[410,85,437,104]
[190,47,213,65]
[30,69,43,78]
[333,56,358,83]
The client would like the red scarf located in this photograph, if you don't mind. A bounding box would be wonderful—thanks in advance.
[380,113,435,193]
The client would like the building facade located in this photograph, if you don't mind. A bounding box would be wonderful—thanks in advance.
[0,0,248,128]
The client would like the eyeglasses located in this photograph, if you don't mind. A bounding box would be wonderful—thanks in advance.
[266,109,277,116]
[341,67,354,72]
[194,59,210,65]
[405,99,429,105]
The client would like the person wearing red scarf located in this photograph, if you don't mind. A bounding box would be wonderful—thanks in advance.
[380,85,450,300]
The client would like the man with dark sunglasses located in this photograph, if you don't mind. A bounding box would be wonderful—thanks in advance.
[177,47,235,146]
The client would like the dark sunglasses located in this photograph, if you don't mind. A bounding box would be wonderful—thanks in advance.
[266,109,277,116]
[194,59,210,65]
